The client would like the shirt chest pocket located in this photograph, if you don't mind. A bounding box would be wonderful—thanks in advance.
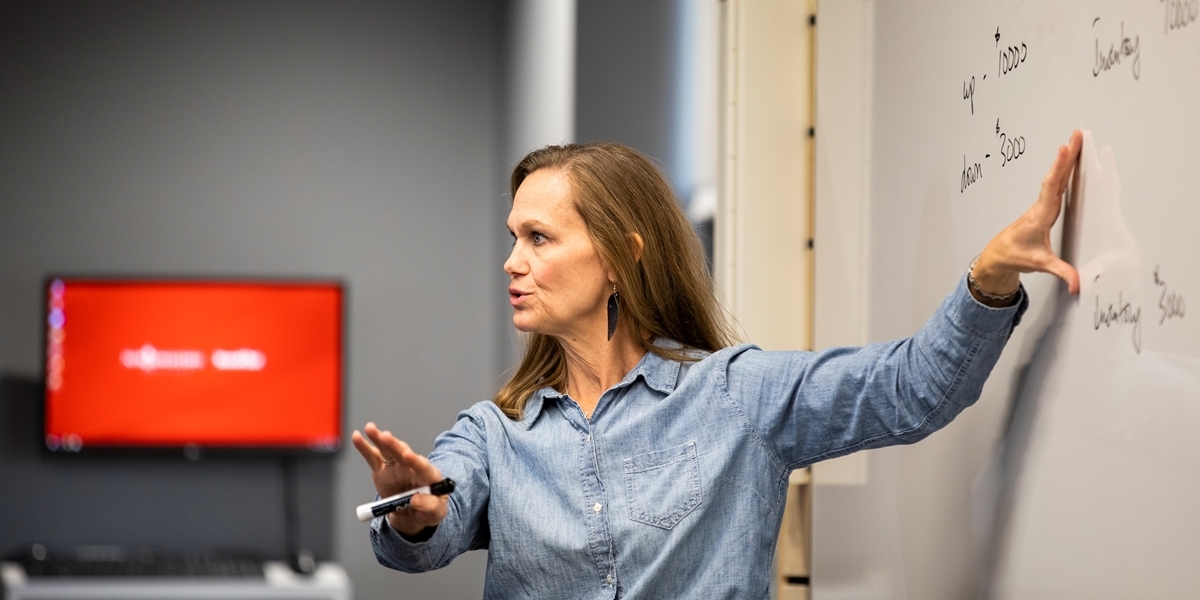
[623,441,702,530]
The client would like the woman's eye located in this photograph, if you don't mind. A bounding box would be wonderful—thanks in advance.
[532,232,547,245]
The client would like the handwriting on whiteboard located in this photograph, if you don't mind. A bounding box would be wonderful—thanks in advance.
[1088,266,1188,353]
[998,122,1026,167]
[1162,0,1199,34]
[1093,19,1141,80]
[998,42,1028,76]
[958,29,1028,193]
[1094,291,1143,353]
[1154,265,1187,324]
[961,155,984,193]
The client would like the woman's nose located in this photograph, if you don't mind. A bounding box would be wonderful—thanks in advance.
[503,243,525,277]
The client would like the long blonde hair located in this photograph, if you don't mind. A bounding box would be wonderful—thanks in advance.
[493,142,736,419]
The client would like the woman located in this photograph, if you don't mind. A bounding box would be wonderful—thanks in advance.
[353,132,1084,598]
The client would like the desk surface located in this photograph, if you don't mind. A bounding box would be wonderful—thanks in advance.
[1,562,350,600]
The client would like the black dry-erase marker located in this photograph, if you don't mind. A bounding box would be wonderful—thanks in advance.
[356,478,456,522]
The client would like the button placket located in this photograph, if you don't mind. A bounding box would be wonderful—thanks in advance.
[579,425,615,590]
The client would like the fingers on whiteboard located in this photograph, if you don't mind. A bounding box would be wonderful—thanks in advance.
[1041,149,1070,199]
[1055,144,1074,192]
[1069,129,1083,151]
[1050,256,1081,295]
[1056,131,1083,295]
[1059,131,1084,192]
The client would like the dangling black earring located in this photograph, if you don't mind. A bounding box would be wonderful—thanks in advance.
[606,284,620,341]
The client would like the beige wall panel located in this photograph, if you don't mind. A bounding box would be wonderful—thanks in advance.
[778,584,811,600]
[717,0,813,352]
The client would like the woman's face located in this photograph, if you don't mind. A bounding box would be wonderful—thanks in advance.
[504,168,612,340]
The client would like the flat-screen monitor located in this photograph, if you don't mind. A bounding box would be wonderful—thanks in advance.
[43,278,343,452]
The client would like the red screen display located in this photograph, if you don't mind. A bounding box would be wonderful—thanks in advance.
[44,279,343,451]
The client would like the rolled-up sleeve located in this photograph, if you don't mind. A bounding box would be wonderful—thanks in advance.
[721,274,1028,469]
[370,405,492,572]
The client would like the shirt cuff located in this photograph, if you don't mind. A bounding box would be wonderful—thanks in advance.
[946,273,1029,340]
[370,514,436,571]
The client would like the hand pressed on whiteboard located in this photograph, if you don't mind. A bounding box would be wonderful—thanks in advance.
[973,129,1084,301]
[352,422,448,538]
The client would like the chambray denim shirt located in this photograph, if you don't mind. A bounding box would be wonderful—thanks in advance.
[371,276,1027,599]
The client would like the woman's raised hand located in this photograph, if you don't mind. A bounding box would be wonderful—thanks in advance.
[973,129,1084,299]
[351,422,448,537]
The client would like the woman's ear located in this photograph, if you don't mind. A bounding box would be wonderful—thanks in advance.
[605,232,645,283]
[627,232,644,263]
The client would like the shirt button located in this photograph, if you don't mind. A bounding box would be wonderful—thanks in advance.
[593,503,602,513]
[607,574,613,584]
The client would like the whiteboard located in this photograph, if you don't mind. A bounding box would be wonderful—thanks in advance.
[860,0,1199,597]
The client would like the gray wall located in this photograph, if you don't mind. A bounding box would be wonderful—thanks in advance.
[0,1,505,598]
[576,0,680,187]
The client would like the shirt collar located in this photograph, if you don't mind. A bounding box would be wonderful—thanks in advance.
[631,340,684,395]
[517,393,548,430]
[516,339,685,430]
